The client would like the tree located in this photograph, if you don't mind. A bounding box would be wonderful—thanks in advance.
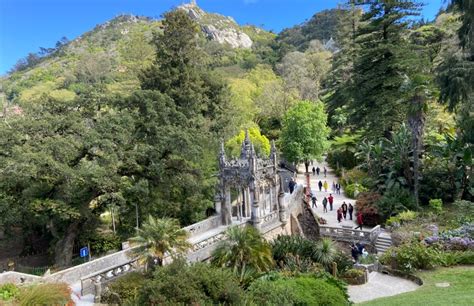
[225,128,271,158]
[211,226,274,282]
[280,101,330,172]
[129,215,190,268]
[350,0,422,138]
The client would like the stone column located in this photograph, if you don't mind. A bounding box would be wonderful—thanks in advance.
[221,185,232,225]
[251,183,261,229]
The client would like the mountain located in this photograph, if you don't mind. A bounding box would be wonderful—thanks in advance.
[277,8,354,52]
[0,2,274,107]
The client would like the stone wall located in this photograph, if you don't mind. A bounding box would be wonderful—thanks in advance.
[44,248,135,284]
[183,215,221,238]
[0,271,42,285]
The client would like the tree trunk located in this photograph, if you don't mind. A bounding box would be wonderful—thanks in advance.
[408,94,425,209]
[54,221,80,267]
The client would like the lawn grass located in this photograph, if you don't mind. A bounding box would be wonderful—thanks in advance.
[359,266,474,306]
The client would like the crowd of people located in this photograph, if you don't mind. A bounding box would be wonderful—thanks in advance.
[290,162,366,231]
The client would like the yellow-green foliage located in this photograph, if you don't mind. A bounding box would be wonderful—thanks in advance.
[19,81,56,103]
[18,283,72,306]
[226,127,270,158]
[387,210,417,226]
[49,89,76,102]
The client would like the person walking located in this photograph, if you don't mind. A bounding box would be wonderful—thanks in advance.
[311,194,317,208]
[351,244,359,262]
[318,180,323,192]
[323,180,328,192]
[312,166,316,176]
[336,183,341,195]
[288,178,296,194]
[328,193,334,211]
[323,167,327,177]
[355,212,363,230]
[316,167,320,176]
[348,203,354,220]
[322,197,328,213]
[341,202,348,219]
[332,181,336,193]
[337,207,343,223]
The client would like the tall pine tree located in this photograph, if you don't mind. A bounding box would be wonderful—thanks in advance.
[350,0,422,138]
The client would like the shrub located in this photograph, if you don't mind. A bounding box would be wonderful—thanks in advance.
[380,241,441,272]
[137,260,243,305]
[103,272,146,304]
[18,283,72,306]
[355,192,381,226]
[340,169,371,189]
[376,186,416,221]
[439,251,474,266]
[271,235,315,265]
[0,283,19,301]
[359,254,377,265]
[333,252,353,276]
[246,275,349,305]
[429,199,443,213]
[345,183,368,199]
[341,268,366,285]
[387,210,418,226]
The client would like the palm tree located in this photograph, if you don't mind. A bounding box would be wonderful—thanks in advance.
[129,215,190,270]
[211,226,274,282]
[312,238,337,271]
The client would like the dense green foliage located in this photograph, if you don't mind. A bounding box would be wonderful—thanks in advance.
[129,215,190,268]
[247,274,349,306]
[280,100,330,164]
[136,260,244,305]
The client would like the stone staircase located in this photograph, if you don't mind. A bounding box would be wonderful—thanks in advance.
[375,232,392,254]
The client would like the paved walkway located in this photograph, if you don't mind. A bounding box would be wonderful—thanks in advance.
[295,160,358,228]
[348,271,420,304]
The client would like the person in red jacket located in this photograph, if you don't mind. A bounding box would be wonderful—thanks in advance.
[328,194,334,211]
[355,212,363,230]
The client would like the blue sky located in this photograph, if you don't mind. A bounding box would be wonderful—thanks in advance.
[0,0,445,75]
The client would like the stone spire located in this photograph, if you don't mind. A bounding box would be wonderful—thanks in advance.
[270,139,277,161]
[219,139,226,167]
[240,129,251,159]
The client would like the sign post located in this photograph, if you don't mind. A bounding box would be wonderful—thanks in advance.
[80,246,89,262]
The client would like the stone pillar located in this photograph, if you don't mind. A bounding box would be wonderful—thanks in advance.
[221,185,232,225]
[251,183,261,229]
[214,193,221,214]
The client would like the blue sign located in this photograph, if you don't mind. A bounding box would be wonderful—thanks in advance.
[80,247,89,258]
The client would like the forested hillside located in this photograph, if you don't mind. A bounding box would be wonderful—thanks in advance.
[0,0,472,274]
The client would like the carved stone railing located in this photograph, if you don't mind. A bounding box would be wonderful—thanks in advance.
[80,259,139,296]
[262,211,279,224]
[183,215,221,238]
[319,225,371,242]
[319,225,382,243]
[369,225,381,242]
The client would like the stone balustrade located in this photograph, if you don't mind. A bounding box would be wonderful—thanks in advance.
[183,215,221,238]
[319,225,381,243]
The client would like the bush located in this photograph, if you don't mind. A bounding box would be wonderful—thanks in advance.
[327,150,357,171]
[341,268,366,285]
[387,210,417,227]
[340,169,371,189]
[359,254,377,265]
[271,235,315,265]
[429,199,443,213]
[355,192,382,226]
[246,275,349,305]
[439,251,474,266]
[345,183,368,198]
[333,252,353,276]
[102,272,146,304]
[380,241,441,273]
[18,283,72,306]
[376,186,416,221]
[137,260,243,305]
[0,283,19,301]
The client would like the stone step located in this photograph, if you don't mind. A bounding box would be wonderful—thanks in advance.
[376,237,392,242]
[376,240,392,247]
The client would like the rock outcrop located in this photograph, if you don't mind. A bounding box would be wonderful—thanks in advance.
[178,2,253,49]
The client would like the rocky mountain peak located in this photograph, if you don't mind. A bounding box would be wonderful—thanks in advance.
[178,1,252,49]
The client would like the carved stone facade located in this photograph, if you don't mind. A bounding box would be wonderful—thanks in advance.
[216,131,285,229]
